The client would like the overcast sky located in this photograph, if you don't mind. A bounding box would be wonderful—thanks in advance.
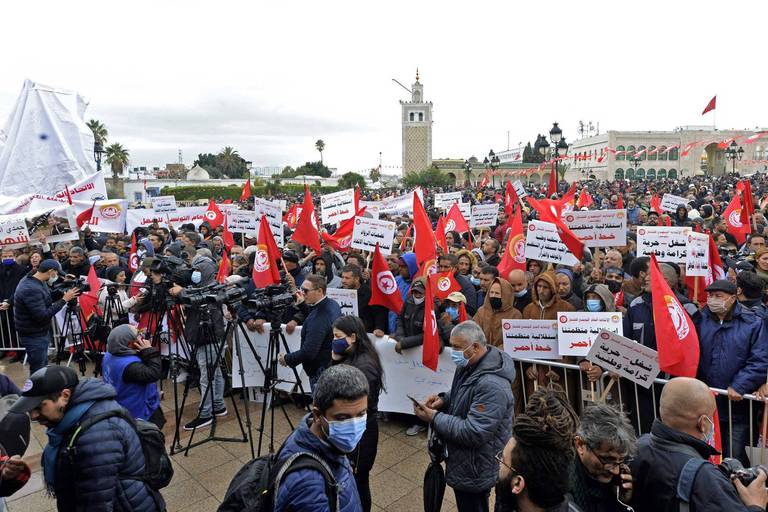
[2,1,766,175]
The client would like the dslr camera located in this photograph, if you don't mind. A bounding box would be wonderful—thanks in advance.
[719,458,768,486]
[52,275,91,294]
[179,282,247,307]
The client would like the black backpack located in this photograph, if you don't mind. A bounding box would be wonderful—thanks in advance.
[218,450,338,512]
[64,408,173,490]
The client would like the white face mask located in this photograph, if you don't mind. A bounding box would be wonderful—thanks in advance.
[48,273,59,284]
[413,296,425,305]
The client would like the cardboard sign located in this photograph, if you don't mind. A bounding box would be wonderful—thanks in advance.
[586,330,660,388]
[320,189,355,225]
[0,214,31,248]
[563,209,627,248]
[471,204,500,228]
[557,312,623,357]
[637,226,691,263]
[254,198,285,247]
[512,180,528,199]
[686,231,710,277]
[326,288,359,317]
[502,319,560,360]
[359,201,381,219]
[351,217,396,255]
[150,196,178,214]
[125,206,207,234]
[434,191,462,209]
[661,193,689,214]
[379,189,424,215]
[227,210,259,235]
[524,220,579,266]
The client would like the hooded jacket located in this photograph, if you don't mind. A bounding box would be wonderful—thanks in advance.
[395,288,451,351]
[473,278,522,348]
[432,346,516,491]
[583,284,616,312]
[522,272,575,320]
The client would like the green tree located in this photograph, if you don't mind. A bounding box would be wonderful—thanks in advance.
[402,168,453,189]
[86,119,108,145]
[105,143,129,180]
[295,161,331,178]
[217,146,248,178]
[315,139,325,164]
[369,167,382,183]
[522,142,534,163]
[338,172,366,190]
[281,165,295,177]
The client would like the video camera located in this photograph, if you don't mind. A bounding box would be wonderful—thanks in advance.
[150,255,194,287]
[246,284,295,312]
[178,282,247,307]
[52,275,91,295]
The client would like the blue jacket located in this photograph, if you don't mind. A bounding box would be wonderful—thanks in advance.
[284,296,341,377]
[13,274,65,336]
[102,353,160,421]
[274,414,361,512]
[695,303,768,398]
[432,346,516,492]
[51,378,163,511]
[624,292,699,350]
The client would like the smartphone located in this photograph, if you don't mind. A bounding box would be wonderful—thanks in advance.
[406,394,423,409]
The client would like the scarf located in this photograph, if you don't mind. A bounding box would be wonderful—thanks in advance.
[43,400,96,491]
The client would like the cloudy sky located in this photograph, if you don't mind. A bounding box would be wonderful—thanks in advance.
[2,1,766,175]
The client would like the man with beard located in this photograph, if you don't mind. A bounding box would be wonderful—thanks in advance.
[507,269,532,315]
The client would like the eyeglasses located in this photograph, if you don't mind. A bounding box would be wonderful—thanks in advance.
[495,450,516,474]
[300,287,315,293]
[587,445,632,471]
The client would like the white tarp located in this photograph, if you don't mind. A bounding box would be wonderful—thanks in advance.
[0,80,98,200]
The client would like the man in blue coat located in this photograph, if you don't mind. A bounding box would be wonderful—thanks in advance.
[695,279,768,465]
[11,365,164,511]
[274,364,366,512]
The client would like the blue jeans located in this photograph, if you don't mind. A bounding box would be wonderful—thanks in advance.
[721,419,750,466]
[196,343,225,419]
[19,333,51,375]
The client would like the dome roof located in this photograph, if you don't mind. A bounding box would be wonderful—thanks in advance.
[186,164,210,180]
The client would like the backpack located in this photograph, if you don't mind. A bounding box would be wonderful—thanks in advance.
[64,408,173,490]
[218,450,338,512]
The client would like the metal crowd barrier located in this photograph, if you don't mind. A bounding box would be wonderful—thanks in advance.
[0,310,21,351]
[513,357,768,465]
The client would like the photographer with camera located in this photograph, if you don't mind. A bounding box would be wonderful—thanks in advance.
[13,260,80,374]
[97,266,144,324]
[631,377,768,512]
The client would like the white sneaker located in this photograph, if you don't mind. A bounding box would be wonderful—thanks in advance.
[406,424,426,436]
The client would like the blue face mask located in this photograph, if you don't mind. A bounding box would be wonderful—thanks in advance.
[451,347,469,367]
[191,270,202,284]
[446,306,459,321]
[323,414,367,453]
[586,299,603,312]
[514,289,528,298]
[470,276,480,286]
[332,337,350,355]
[2,259,14,266]
[702,415,715,446]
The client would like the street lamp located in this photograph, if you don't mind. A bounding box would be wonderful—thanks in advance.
[539,123,569,189]
[629,156,641,178]
[725,140,745,175]
[94,140,105,173]
[463,159,473,187]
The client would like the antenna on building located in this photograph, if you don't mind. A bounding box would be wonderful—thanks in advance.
[392,78,412,95]
[178,149,183,165]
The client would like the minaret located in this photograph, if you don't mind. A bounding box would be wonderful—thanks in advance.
[400,69,433,174]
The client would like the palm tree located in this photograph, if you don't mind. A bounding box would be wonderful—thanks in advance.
[217,146,241,177]
[105,143,129,180]
[86,119,108,145]
[315,139,325,164]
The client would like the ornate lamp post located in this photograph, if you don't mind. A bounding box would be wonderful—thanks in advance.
[725,140,745,175]
[463,159,472,187]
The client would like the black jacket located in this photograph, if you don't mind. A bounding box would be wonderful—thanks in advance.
[62,259,91,278]
[0,262,26,302]
[455,273,478,315]
[395,297,451,351]
[13,275,65,336]
[630,419,761,512]
[356,284,389,333]
[569,457,628,512]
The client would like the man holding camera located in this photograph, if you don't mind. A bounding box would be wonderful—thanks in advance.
[14,260,80,374]
[631,377,768,512]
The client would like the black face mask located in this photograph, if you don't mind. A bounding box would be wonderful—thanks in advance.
[606,280,622,293]
[490,297,503,311]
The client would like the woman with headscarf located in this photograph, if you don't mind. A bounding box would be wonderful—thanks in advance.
[102,324,165,427]
[97,266,143,323]
[473,277,521,348]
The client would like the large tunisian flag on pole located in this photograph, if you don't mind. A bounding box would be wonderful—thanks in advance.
[650,254,699,377]
[204,199,224,229]
[723,193,750,245]
[413,192,437,274]
[369,244,403,313]
[497,205,526,277]
[253,215,281,287]
[292,185,321,252]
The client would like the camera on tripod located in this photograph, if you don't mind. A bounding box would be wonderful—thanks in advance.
[52,276,91,296]
[246,284,295,312]
[150,255,194,286]
[179,282,247,307]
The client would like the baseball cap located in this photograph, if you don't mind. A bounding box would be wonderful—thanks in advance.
[282,250,299,263]
[446,291,466,303]
[10,366,79,414]
[37,259,64,275]
[704,279,737,295]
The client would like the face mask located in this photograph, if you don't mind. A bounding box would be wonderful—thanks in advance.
[322,415,367,453]
[446,306,459,321]
[702,415,715,446]
[88,255,101,265]
[606,280,622,293]
[451,347,470,367]
[489,297,503,310]
[191,270,202,285]
[514,288,528,298]
[332,337,350,355]
[413,295,425,305]
[48,273,59,284]
[2,258,14,266]
[470,276,480,286]
[586,299,603,312]
[707,298,729,314]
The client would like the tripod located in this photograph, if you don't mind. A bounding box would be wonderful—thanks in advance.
[56,300,99,377]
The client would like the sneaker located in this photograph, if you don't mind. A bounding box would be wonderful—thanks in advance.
[183,416,213,431]
[214,407,228,417]
[405,424,426,436]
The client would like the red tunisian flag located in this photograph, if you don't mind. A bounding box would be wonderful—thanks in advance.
[216,252,231,284]
[222,215,235,253]
[576,189,593,208]
[422,274,440,372]
[526,195,584,260]
[354,184,361,212]
[321,207,365,252]
[413,192,437,272]
[369,244,403,313]
[736,180,754,228]
[435,216,448,253]
[702,95,717,115]
[505,181,519,217]
[291,185,321,252]
[253,215,281,287]
[204,199,224,229]
[723,193,750,245]
[650,194,662,214]
[445,202,470,234]
[616,194,624,209]
[497,205,526,278]
[429,271,461,300]
[650,254,699,377]
[128,232,139,272]
[547,161,558,197]
[478,174,490,189]
[239,179,252,202]
[76,201,96,229]
[79,265,103,321]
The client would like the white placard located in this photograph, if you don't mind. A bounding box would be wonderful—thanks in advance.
[0,214,31,248]
[231,325,310,392]
[326,288,359,317]
[636,226,691,263]
[150,196,178,214]
[563,209,627,248]
[512,180,528,199]
[502,319,560,359]
[351,217,396,255]
[22,206,78,245]
[524,220,579,266]
[359,201,381,220]
[457,202,471,221]
[586,330,659,388]
[661,193,689,214]
[254,197,285,247]
[126,206,207,234]
[227,210,259,235]
[434,192,462,209]
[557,312,623,357]
[320,189,355,225]
[379,189,424,215]
[685,231,710,277]
[471,204,500,228]
[30,198,128,234]
[374,337,457,414]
